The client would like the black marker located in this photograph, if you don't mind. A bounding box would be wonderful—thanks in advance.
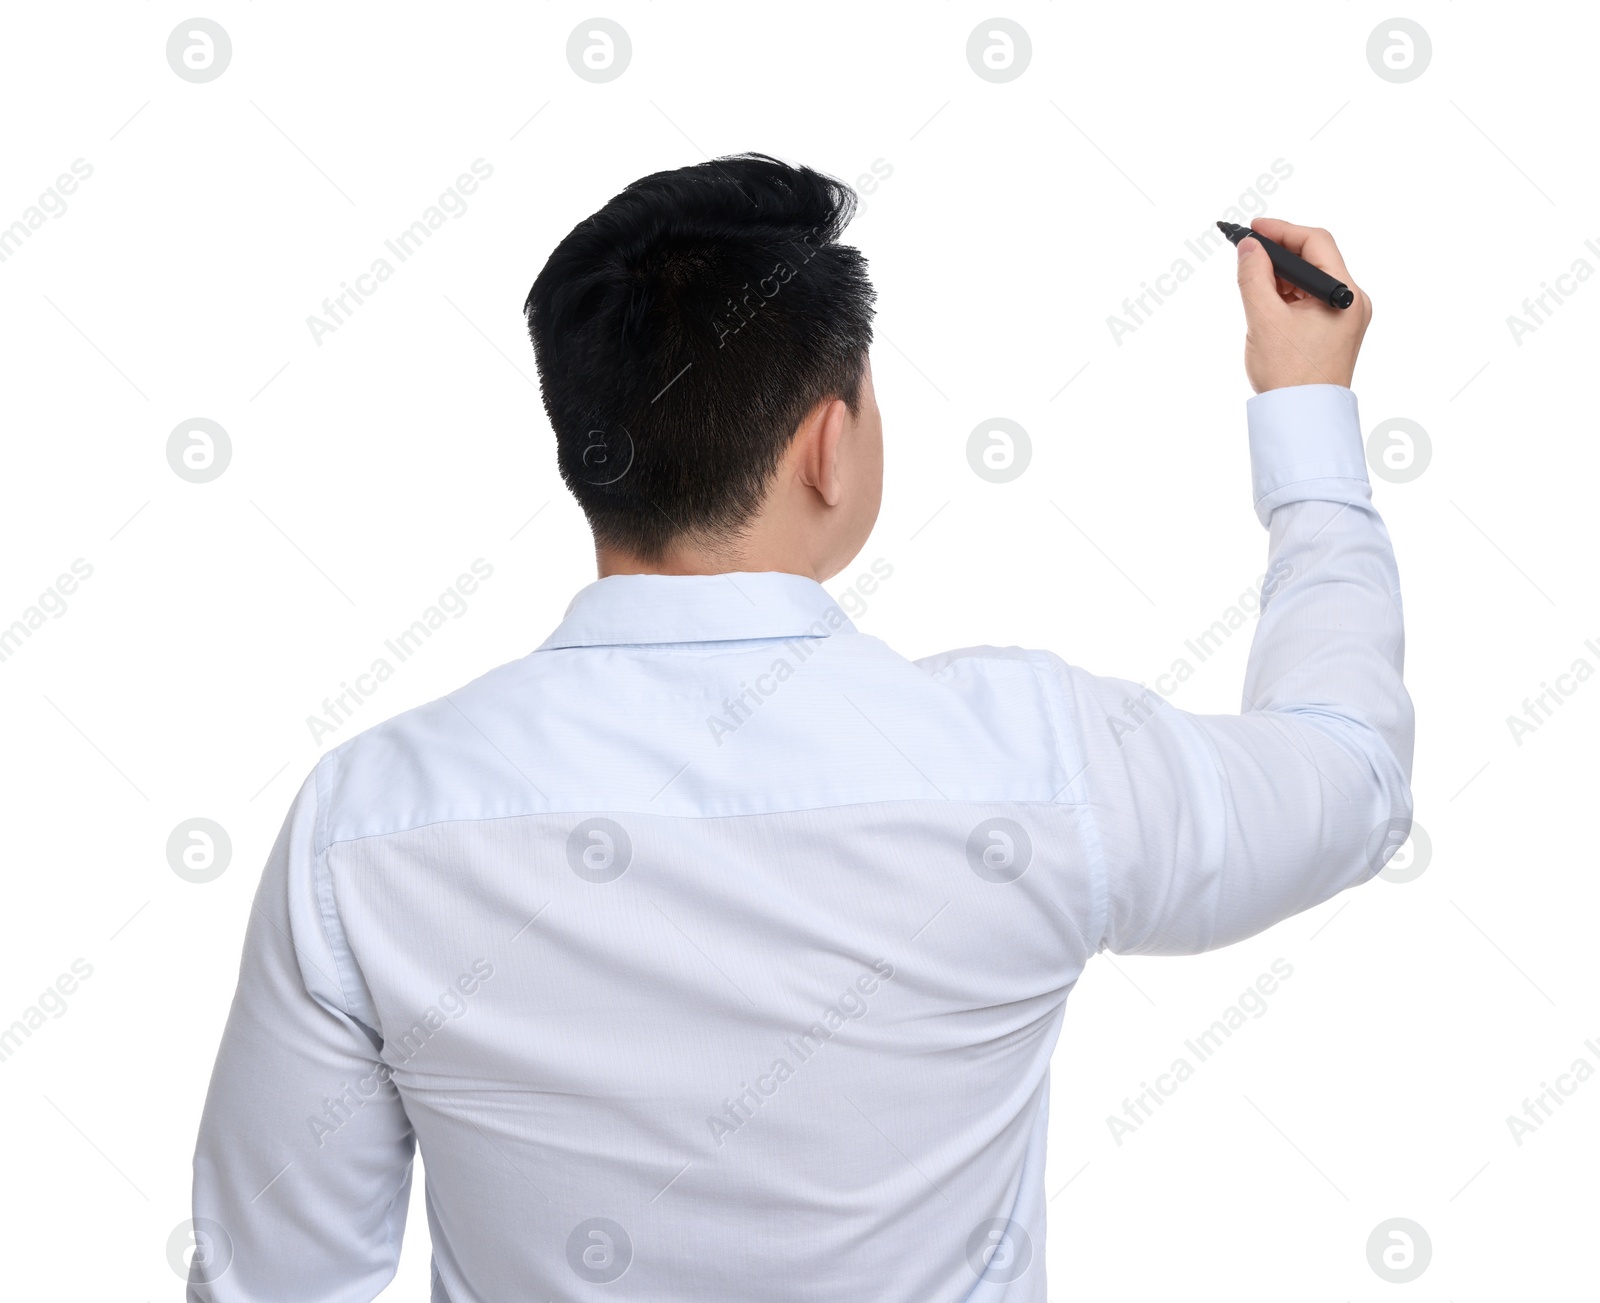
[1217,221,1354,309]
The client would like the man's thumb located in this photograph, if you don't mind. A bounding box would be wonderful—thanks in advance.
[1235,234,1278,310]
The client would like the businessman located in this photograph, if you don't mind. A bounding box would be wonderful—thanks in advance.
[191,154,1411,1301]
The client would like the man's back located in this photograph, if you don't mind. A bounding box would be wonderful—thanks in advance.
[191,157,1408,1300]
[192,384,1411,1301]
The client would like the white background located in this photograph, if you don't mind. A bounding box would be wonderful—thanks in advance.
[1,2,1595,1298]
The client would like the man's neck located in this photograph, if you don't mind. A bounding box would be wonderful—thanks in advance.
[595,540,825,581]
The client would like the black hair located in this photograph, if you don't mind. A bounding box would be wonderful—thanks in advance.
[523,153,876,560]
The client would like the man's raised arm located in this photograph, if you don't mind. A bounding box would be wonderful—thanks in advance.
[1055,220,1415,955]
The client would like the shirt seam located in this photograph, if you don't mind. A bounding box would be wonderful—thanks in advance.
[1023,651,1111,956]
[317,791,1094,853]
[1253,470,1369,502]
[312,750,363,1018]
[536,632,852,653]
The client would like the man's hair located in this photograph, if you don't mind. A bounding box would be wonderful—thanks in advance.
[523,153,876,560]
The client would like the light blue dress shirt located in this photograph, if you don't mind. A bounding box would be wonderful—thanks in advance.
[191,383,1413,1301]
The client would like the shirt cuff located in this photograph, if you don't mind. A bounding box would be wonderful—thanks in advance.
[1246,383,1371,526]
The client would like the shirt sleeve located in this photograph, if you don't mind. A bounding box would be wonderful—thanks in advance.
[1055,383,1415,956]
[189,761,417,1301]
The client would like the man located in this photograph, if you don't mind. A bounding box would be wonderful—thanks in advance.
[191,154,1411,1301]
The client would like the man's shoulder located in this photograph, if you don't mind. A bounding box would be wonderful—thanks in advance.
[912,642,1065,676]
[309,651,548,852]
[915,642,1144,704]
[298,637,1119,852]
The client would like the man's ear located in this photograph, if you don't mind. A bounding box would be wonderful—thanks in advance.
[798,398,848,507]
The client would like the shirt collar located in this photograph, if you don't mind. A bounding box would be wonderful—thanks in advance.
[537,571,859,650]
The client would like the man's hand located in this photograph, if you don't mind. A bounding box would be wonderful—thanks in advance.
[1235,218,1372,394]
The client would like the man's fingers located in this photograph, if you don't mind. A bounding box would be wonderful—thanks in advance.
[1249,218,1354,285]
[1235,234,1285,314]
